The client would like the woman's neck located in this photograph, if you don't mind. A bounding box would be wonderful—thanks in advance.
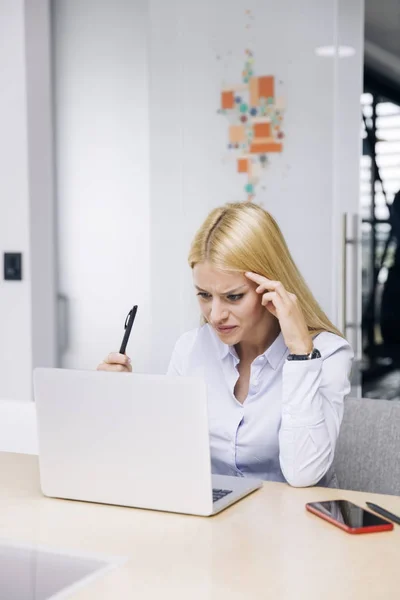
[235,318,280,363]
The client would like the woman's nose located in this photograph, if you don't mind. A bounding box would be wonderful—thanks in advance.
[210,301,229,323]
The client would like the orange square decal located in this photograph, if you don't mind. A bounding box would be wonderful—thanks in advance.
[221,91,235,109]
[259,76,274,100]
[237,158,249,173]
[253,122,271,138]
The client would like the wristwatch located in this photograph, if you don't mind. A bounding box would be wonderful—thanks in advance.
[287,348,321,361]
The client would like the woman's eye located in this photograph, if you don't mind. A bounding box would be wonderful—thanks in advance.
[227,294,244,302]
[197,292,211,300]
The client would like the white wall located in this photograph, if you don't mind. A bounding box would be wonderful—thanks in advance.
[149,0,364,372]
[0,0,56,402]
[0,400,37,454]
[333,0,364,362]
[26,0,58,376]
[0,0,31,401]
[0,0,363,396]
[53,0,151,372]
[54,0,363,375]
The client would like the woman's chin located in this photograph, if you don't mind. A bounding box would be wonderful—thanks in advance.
[215,326,241,343]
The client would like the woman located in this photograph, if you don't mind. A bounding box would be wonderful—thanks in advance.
[98,202,353,487]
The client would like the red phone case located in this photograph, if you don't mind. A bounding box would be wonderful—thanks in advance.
[306,503,394,534]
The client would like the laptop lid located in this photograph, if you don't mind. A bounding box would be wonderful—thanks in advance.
[33,368,214,516]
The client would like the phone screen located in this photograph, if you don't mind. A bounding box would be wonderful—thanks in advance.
[307,500,391,529]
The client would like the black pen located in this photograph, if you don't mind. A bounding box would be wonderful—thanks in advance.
[366,502,400,525]
[119,305,138,355]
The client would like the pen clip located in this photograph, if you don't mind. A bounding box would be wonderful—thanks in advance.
[124,309,132,329]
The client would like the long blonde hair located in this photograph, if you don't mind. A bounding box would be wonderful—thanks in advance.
[188,202,343,338]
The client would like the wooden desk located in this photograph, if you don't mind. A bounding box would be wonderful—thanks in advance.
[0,452,399,599]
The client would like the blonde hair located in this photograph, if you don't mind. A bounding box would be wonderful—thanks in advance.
[188,202,343,338]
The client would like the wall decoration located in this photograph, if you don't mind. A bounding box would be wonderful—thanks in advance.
[218,49,285,201]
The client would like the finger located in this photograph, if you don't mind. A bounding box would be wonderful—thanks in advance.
[97,362,131,373]
[244,272,279,295]
[245,271,272,285]
[255,282,274,293]
[260,291,279,316]
[271,281,291,304]
[105,352,131,366]
[261,291,282,307]
[256,280,291,304]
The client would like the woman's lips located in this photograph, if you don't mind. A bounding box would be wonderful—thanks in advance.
[215,325,237,334]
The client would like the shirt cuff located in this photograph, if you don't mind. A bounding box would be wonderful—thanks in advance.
[281,357,324,417]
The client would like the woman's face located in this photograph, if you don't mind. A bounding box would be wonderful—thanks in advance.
[192,261,273,346]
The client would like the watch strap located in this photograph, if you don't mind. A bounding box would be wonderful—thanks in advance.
[287,348,321,361]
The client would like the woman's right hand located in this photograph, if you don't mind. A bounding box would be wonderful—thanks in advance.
[97,353,132,373]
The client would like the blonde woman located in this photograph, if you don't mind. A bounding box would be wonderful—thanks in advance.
[98,202,353,488]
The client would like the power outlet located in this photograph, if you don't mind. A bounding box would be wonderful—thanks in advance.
[4,253,22,281]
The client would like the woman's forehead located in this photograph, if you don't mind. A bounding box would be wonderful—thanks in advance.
[193,262,247,289]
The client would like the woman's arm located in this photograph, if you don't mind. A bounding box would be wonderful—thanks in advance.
[166,328,199,376]
[279,338,353,487]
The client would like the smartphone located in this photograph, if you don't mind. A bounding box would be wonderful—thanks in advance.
[306,500,394,534]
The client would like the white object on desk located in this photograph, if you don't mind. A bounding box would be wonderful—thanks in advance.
[33,368,262,516]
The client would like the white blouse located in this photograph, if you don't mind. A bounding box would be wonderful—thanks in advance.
[167,324,353,487]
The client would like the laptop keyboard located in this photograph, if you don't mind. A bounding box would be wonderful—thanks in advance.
[212,488,232,503]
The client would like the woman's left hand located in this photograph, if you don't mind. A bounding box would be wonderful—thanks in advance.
[245,272,312,355]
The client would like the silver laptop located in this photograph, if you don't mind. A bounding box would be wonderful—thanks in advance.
[33,368,262,516]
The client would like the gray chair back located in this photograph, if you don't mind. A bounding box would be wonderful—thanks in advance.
[334,397,400,496]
